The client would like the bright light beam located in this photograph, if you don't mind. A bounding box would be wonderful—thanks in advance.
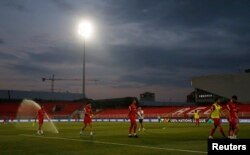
[78,20,93,39]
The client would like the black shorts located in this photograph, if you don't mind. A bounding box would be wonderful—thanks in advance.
[139,119,143,123]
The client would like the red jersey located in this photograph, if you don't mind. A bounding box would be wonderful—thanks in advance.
[84,104,92,117]
[129,104,137,117]
[227,102,238,119]
[38,108,45,120]
[84,104,92,124]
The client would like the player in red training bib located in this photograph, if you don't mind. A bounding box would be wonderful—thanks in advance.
[208,98,226,139]
[226,95,239,139]
[36,105,45,135]
[193,110,200,127]
[128,99,138,138]
[80,102,93,136]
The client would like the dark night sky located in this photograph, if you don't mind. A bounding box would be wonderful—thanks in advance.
[0,0,250,102]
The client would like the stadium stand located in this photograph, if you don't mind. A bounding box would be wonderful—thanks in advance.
[0,101,83,119]
[94,104,250,119]
[94,107,180,118]
[1,101,250,120]
[0,102,19,118]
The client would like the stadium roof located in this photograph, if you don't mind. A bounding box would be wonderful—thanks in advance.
[191,73,250,102]
[0,90,82,101]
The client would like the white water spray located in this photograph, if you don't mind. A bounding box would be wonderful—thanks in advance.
[16,99,59,133]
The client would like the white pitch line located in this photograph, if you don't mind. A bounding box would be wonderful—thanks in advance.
[19,134,207,154]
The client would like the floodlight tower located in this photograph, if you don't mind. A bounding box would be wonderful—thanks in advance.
[78,20,93,100]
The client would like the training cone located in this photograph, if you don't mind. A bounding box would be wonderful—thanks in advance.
[207,119,213,124]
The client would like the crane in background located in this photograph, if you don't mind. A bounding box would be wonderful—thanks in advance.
[42,74,98,93]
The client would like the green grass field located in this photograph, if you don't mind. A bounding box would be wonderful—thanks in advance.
[1,122,250,155]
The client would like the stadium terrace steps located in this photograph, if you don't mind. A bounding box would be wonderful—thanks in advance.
[1,102,250,119]
[0,103,20,117]
[39,102,83,115]
[0,101,83,119]
[95,107,181,118]
[94,104,250,119]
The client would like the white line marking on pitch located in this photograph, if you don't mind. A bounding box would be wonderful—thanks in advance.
[19,134,207,154]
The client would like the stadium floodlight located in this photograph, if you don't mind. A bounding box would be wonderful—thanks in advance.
[78,21,93,39]
[78,20,93,101]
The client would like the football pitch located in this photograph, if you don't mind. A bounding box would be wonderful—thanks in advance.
[1,122,250,155]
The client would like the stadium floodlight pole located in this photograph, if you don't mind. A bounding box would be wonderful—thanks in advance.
[78,20,93,102]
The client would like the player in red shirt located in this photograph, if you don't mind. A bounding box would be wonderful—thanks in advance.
[35,105,45,135]
[128,99,138,137]
[80,102,93,136]
[226,95,239,139]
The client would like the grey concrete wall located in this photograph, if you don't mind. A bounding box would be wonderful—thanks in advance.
[191,73,250,102]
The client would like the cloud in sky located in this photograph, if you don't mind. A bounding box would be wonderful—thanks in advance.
[0,38,4,44]
[0,0,250,102]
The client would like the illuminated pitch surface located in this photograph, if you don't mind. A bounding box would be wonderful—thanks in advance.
[0,122,250,155]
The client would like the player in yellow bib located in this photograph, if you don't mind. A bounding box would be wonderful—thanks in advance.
[194,110,200,126]
[208,98,226,139]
